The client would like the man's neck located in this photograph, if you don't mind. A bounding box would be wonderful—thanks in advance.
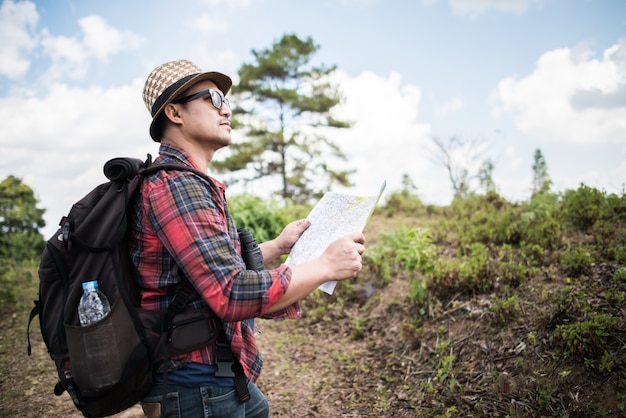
[161,137,215,170]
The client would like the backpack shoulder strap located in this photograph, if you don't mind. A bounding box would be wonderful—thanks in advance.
[141,163,221,197]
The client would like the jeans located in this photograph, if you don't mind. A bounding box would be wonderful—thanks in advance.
[142,381,269,418]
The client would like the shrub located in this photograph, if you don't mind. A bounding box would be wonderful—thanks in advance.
[560,246,595,276]
[428,258,462,301]
[551,286,591,321]
[520,243,547,267]
[447,193,514,247]
[560,184,607,232]
[429,243,494,300]
[363,229,406,288]
[495,244,533,288]
[518,203,561,251]
[589,191,626,262]
[0,259,16,312]
[382,191,423,217]
[552,314,619,359]
[227,194,305,242]
[491,295,521,325]
[394,228,436,304]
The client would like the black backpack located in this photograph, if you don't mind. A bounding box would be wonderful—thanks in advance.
[26,155,249,417]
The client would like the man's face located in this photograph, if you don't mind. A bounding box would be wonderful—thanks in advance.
[172,80,232,150]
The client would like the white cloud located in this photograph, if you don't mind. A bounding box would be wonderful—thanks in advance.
[0,78,156,238]
[489,40,626,145]
[41,30,89,79]
[0,0,38,78]
[79,15,144,62]
[327,71,451,202]
[41,15,144,81]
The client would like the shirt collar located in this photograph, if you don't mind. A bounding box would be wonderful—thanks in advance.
[156,143,226,192]
[156,143,201,170]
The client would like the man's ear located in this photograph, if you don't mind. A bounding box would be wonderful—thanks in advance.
[163,103,183,124]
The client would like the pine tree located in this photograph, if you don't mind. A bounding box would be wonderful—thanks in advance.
[213,34,353,203]
[531,149,552,195]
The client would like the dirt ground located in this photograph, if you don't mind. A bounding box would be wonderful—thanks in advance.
[2,261,625,417]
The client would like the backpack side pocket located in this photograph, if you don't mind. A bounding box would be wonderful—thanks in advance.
[65,296,142,393]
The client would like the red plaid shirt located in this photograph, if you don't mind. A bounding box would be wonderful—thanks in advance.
[130,144,300,383]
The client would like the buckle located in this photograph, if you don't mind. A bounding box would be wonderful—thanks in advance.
[61,219,72,249]
[215,360,235,377]
[215,337,235,377]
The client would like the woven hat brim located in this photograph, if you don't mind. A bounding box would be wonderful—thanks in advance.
[149,71,232,141]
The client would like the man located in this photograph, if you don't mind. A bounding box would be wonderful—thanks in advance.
[131,59,366,417]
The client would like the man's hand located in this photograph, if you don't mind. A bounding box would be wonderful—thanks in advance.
[275,219,311,254]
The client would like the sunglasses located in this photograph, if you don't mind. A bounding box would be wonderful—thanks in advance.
[173,89,231,109]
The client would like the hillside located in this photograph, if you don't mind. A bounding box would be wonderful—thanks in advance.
[1,189,625,417]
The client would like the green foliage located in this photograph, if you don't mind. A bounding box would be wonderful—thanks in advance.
[362,246,393,288]
[591,191,626,263]
[429,242,494,300]
[456,193,512,247]
[560,183,607,231]
[605,287,625,306]
[349,315,368,340]
[426,241,534,304]
[548,276,624,376]
[460,242,491,286]
[596,350,623,374]
[552,314,619,360]
[491,295,521,325]
[0,260,16,311]
[362,229,405,288]
[496,244,534,287]
[558,185,626,263]
[375,183,622,332]
[395,229,436,276]
[0,175,46,261]
[518,194,562,251]
[227,194,301,243]
[381,190,424,217]
[560,246,594,276]
[364,228,438,305]
[395,228,436,304]
[552,285,591,318]
[442,191,561,253]
[220,34,352,203]
[433,340,458,393]
[399,317,423,349]
[520,243,547,266]
[0,176,46,310]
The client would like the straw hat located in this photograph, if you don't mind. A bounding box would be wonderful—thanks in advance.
[142,59,232,141]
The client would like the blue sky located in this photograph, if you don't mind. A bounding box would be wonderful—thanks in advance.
[1,0,625,238]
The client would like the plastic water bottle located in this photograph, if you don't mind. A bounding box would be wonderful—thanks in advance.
[78,280,110,326]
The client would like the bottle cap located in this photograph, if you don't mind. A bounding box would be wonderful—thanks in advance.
[81,280,98,290]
